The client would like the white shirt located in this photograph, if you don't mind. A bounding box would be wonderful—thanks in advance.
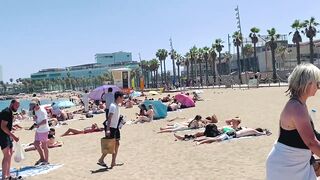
[109,102,120,128]
[35,107,50,133]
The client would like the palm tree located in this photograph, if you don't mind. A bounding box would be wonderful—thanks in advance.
[209,46,217,83]
[189,46,198,86]
[170,50,177,86]
[289,20,303,64]
[302,17,319,64]
[203,46,210,86]
[267,28,280,82]
[249,27,260,72]
[149,59,159,88]
[197,47,204,86]
[233,31,243,83]
[156,49,168,84]
[176,54,182,87]
[243,44,254,71]
[184,53,190,86]
[276,45,288,70]
[223,52,232,74]
[213,39,224,75]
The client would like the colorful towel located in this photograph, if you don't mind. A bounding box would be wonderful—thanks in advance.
[0,164,63,179]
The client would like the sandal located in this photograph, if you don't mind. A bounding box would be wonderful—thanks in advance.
[34,159,43,166]
[97,161,108,168]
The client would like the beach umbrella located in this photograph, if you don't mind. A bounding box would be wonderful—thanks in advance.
[52,100,75,108]
[89,85,121,100]
[174,94,195,107]
[143,100,167,119]
[149,91,159,95]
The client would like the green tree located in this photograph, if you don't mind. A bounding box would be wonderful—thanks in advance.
[213,39,224,75]
[249,27,260,72]
[209,46,217,83]
[184,53,190,86]
[233,31,243,83]
[290,20,303,64]
[149,58,159,88]
[203,46,210,86]
[189,46,198,86]
[302,17,319,64]
[267,28,280,82]
[156,49,168,84]
[175,54,182,87]
[197,48,204,86]
[243,44,254,71]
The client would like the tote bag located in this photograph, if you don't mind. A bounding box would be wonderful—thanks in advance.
[101,138,116,154]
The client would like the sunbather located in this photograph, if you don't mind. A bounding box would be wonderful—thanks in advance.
[158,115,208,133]
[25,128,63,151]
[195,128,271,145]
[134,104,154,123]
[61,123,103,136]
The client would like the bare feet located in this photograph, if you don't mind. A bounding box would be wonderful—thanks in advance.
[174,133,184,140]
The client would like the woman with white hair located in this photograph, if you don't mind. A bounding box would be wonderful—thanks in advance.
[266,63,320,180]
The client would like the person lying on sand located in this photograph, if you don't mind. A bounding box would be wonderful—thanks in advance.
[167,99,181,112]
[194,128,272,145]
[162,94,171,102]
[173,116,243,140]
[158,115,213,133]
[61,123,104,136]
[133,104,154,124]
[24,128,63,151]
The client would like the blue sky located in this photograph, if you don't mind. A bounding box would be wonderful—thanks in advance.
[0,0,319,82]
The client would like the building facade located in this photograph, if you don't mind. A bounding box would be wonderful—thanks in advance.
[31,51,138,81]
[95,51,132,66]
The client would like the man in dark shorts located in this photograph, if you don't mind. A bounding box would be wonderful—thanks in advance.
[98,91,123,168]
[0,99,20,180]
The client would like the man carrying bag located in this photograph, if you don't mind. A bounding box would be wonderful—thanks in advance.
[98,91,124,168]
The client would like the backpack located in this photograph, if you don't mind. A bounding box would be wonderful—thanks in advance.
[204,124,221,137]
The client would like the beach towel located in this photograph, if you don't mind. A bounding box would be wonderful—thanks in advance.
[266,142,316,180]
[0,164,63,179]
[143,100,167,119]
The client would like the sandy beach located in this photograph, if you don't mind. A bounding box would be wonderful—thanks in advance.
[4,87,320,180]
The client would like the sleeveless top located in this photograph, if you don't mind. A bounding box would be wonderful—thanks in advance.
[277,97,315,149]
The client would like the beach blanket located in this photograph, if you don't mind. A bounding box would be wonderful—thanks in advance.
[266,142,316,180]
[0,164,63,179]
[143,100,167,119]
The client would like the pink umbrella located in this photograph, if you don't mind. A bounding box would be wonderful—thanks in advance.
[175,94,195,107]
[89,85,121,100]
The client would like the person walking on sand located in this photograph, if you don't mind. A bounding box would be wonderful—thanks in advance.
[101,87,114,120]
[266,64,320,180]
[0,99,20,180]
[82,90,89,113]
[30,102,50,165]
[98,91,124,168]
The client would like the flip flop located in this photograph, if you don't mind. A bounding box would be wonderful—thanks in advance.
[97,162,108,168]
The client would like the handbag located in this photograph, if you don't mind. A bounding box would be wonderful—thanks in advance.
[14,142,25,163]
[101,137,116,154]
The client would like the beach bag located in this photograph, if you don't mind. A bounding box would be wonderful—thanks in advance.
[14,142,25,163]
[101,138,116,154]
[204,124,221,137]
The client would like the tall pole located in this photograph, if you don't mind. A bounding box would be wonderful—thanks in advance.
[235,5,245,72]
[170,38,176,87]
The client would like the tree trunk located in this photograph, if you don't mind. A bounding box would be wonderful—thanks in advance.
[296,42,301,64]
[190,61,194,86]
[172,58,176,86]
[218,53,221,75]
[253,43,258,72]
[310,38,314,64]
[160,61,163,84]
[236,45,242,84]
[187,64,190,87]
[205,58,209,86]
[199,61,203,86]
[164,60,167,83]
[177,65,180,87]
[271,45,277,82]
[212,60,216,84]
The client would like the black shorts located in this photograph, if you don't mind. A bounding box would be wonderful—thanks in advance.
[0,135,13,150]
[110,128,120,140]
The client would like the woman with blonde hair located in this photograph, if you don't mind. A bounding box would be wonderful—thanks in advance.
[266,63,320,180]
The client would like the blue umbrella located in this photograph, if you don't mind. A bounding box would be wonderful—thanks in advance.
[89,85,121,100]
[53,100,75,108]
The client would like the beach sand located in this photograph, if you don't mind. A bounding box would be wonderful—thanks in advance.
[4,87,320,180]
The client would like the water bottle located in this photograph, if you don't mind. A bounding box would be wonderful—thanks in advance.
[310,109,317,122]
